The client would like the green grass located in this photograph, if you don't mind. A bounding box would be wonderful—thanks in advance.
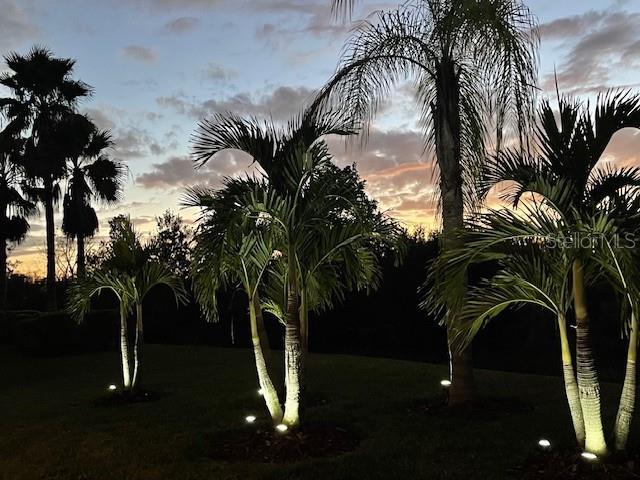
[1,345,635,480]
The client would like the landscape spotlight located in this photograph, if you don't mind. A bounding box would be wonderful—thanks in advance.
[581,452,598,461]
[276,424,288,433]
[257,389,264,396]
[108,384,117,391]
[440,380,452,387]
[245,415,256,423]
[538,439,551,449]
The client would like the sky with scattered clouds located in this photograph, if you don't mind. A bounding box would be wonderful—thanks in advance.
[2,0,640,276]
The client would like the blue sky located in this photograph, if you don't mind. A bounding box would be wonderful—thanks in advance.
[2,0,640,275]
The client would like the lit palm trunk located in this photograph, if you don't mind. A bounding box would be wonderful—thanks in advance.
[249,293,283,424]
[558,313,585,447]
[119,307,132,391]
[282,283,302,427]
[614,313,638,451]
[132,303,143,391]
[573,259,607,455]
[436,58,474,406]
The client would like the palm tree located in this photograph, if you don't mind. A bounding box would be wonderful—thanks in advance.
[0,47,91,310]
[58,113,125,278]
[188,177,284,424]
[190,110,402,427]
[68,270,136,389]
[68,219,186,393]
[128,262,187,390]
[0,117,35,310]
[441,92,640,455]
[432,206,590,447]
[317,0,539,405]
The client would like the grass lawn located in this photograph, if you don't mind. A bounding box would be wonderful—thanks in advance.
[1,345,636,480]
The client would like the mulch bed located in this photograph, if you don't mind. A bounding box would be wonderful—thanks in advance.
[208,421,361,463]
[93,389,164,407]
[410,394,534,420]
[514,449,640,479]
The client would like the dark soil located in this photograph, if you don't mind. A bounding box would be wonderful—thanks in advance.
[514,449,640,479]
[93,389,164,406]
[208,421,361,463]
[410,393,534,420]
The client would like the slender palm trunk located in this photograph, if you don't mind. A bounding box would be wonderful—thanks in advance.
[76,235,86,278]
[44,180,57,311]
[573,259,608,455]
[0,236,7,311]
[132,303,143,391]
[558,313,585,447]
[282,254,303,427]
[249,292,282,423]
[120,306,132,391]
[614,313,638,451]
[434,58,473,406]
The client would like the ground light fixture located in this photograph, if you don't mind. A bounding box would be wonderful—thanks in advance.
[581,452,598,461]
[538,439,551,449]
[108,384,117,391]
[257,389,264,396]
[276,424,288,433]
[245,415,256,423]
[440,380,452,387]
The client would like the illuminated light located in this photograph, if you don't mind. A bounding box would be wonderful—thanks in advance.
[581,452,598,461]
[245,415,256,423]
[257,389,264,396]
[538,439,551,449]
[276,424,288,432]
[108,384,117,391]
[440,380,452,387]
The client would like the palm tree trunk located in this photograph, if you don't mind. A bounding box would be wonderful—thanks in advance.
[614,312,638,451]
[132,303,143,391]
[300,289,308,354]
[76,235,86,278]
[44,180,57,311]
[282,254,303,427]
[0,236,7,311]
[434,58,473,406]
[573,259,608,455]
[249,292,282,423]
[558,313,585,447]
[120,306,132,391]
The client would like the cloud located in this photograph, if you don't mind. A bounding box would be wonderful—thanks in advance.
[201,62,236,82]
[540,10,640,93]
[0,0,39,53]
[157,86,315,121]
[163,16,200,34]
[137,126,441,228]
[121,45,157,63]
[539,11,607,40]
[112,0,222,9]
[137,151,260,189]
[83,107,117,130]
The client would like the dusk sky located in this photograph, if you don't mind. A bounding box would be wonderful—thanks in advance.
[2,0,640,276]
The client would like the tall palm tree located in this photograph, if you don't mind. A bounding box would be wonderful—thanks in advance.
[442,92,640,455]
[58,113,124,278]
[191,110,402,427]
[317,0,539,405]
[68,219,186,393]
[0,47,91,310]
[0,117,35,310]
